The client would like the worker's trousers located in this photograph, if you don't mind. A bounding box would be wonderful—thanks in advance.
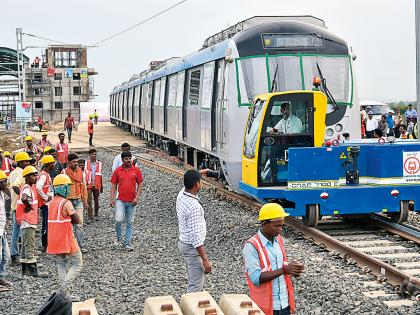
[70,200,84,249]
[57,251,83,291]
[21,227,36,264]
[178,241,205,293]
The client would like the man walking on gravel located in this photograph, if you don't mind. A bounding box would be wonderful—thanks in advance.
[55,133,69,167]
[176,169,212,293]
[63,154,88,254]
[64,112,75,143]
[243,203,304,315]
[84,148,103,223]
[112,143,131,172]
[47,174,82,300]
[110,151,143,251]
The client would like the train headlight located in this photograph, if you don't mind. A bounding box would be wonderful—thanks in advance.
[320,192,329,199]
[326,128,334,138]
[391,189,399,197]
[335,124,343,132]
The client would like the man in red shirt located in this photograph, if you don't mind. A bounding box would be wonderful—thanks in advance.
[87,115,94,147]
[64,112,75,143]
[55,133,69,167]
[110,151,143,251]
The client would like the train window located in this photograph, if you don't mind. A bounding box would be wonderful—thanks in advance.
[265,101,307,134]
[237,57,268,105]
[154,80,161,106]
[302,56,351,105]
[160,77,166,107]
[141,84,148,107]
[168,74,177,107]
[147,82,153,107]
[201,62,215,109]
[243,99,265,159]
[268,56,302,92]
[188,69,201,106]
[176,71,185,107]
[262,34,323,49]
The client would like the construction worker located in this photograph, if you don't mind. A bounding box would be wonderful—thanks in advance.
[84,148,102,223]
[3,151,14,169]
[242,203,304,315]
[9,152,32,265]
[37,155,55,251]
[38,131,53,150]
[24,136,41,162]
[0,149,12,177]
[63,154,88,253]
[45,148,64,180]
[16,165,47,277]
[47,174,83,300]
[55,133,69,167]
[0,170,12,289]
[112,143,131,172]
[93,109,99,125]
[88,114,94,147]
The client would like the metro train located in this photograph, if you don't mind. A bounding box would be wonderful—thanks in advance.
[110,16,360,193]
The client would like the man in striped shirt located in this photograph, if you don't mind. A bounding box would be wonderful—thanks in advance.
[176,169,212,293]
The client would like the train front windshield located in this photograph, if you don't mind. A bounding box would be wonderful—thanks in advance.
[237,55,352,108]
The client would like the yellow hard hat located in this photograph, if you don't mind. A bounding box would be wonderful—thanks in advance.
[53,174,72,186]
[43,146,52,153]
[15,152,31,162]
[3,151,10,157]
[0,147,3,152]
[89,114,93,118]
[25,136,33,141]
[40,155,55,165]
[22,165,38,177]
[41,131,48,136]
[0,170,7,181]
[258,203,289,221]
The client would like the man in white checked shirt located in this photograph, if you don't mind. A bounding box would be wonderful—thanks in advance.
[177,169,212,293]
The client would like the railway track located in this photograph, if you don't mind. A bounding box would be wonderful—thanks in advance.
[73,133,420,307]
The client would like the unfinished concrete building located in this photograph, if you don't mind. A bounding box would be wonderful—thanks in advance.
[25,45,96,123]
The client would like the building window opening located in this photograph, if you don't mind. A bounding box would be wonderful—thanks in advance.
[73,101,80,108]
[35,102,43,109]
[54,102,63,109]
[73,86,81,95]
[54,73,62,80]
[55,87,63,96]
[73,73,80,80]
[33,73,42,82]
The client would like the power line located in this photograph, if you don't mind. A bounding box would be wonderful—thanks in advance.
[93,0,187,47]
[22,32,68,45]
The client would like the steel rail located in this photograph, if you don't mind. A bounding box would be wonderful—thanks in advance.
[285,217,420,288]
[367,214,420,245]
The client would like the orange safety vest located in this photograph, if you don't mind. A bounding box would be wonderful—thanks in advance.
[39,138,52,150]
[37,170,52,207]
[55,142,68,164]
[47,196,76,255]
[84,160,102,189]
[16,184,39,225]
[1,158,11,176]
[245,234,296,314]
[88,120,94,134]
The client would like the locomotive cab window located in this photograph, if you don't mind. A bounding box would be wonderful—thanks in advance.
[259,93,315,186]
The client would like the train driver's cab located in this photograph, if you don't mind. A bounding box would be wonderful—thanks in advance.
[242,91,327,188]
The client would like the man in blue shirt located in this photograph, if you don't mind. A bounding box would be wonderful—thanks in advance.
[386,110,395,136]
[243,204,304,315]
[404,104,417,120]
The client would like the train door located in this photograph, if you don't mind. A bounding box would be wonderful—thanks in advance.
[151,80,156,130]
[242,92,326,187]
[213,59,227,151]
[164,76,169,133]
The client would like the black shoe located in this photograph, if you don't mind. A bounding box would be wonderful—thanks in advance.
[27,263,48,278]
[11,255,21,266]
[21,263,29,276]
[94,215,99,221]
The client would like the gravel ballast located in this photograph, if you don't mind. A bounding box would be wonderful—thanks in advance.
[2,149,419,314]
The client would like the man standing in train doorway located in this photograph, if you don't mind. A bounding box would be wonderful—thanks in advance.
[243,203,304,315]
